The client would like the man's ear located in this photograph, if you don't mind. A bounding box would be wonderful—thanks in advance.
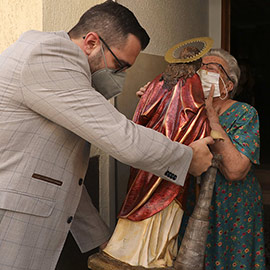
[83,32,100,55]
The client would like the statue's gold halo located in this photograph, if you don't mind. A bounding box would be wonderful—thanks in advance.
[164,37,213,64]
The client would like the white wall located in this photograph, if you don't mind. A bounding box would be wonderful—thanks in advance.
[0,0,104,52]
[209,0,222,48]
[118,0,209,56]
[42,0,104,31]
[0,0,42,52]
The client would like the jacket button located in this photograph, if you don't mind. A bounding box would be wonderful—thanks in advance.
[67,216,73,224]
[79,178,83,186]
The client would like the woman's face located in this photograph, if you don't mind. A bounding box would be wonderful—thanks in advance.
[201,55,233,98]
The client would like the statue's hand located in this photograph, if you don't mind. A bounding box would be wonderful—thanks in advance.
[99,241,108,251]
[136,81,151,98]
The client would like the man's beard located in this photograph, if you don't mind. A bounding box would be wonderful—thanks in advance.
[88,49,103,73]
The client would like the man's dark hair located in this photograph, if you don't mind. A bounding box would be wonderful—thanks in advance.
[68,0,150,50]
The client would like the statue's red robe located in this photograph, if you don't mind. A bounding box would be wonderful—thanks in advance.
[118,73,210,221]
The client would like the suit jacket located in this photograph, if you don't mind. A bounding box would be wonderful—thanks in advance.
[0,30,192,269]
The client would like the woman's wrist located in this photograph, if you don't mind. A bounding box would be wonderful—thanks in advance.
[209,120,222,131]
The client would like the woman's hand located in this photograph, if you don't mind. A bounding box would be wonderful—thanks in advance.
[136,81,151,98]
[205,85,220,129]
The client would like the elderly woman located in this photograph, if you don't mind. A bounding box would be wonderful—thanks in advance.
[130,48,265,269]
[200,49,265,269]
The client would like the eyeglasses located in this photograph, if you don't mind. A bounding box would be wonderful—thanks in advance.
[98,36,131,74]
[83,36,131,73]
[201,62,233,82]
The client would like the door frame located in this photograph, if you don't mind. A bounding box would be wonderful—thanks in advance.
[221,0,231,52]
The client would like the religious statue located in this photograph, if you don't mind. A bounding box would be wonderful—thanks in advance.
[88,37,221,270]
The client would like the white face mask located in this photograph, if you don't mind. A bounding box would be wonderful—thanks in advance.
[197,69,220,98]
[197,69,228,100]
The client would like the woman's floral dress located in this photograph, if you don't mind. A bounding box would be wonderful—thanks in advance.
[204,102,265,269]
[179,102,265,269]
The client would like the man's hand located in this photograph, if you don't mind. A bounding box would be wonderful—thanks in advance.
[188,136,214,176]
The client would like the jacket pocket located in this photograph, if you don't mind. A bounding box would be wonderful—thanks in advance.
[0,190,55,217]
[32,173,63,186]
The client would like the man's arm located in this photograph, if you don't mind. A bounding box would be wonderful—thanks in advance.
[20,34,212,186]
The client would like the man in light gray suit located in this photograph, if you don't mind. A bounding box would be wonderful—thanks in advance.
[0,1,214,269]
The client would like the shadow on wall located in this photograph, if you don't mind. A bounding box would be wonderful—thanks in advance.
[116,52,168,120]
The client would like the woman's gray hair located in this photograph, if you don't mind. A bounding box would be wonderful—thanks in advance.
[205,48,241,98]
